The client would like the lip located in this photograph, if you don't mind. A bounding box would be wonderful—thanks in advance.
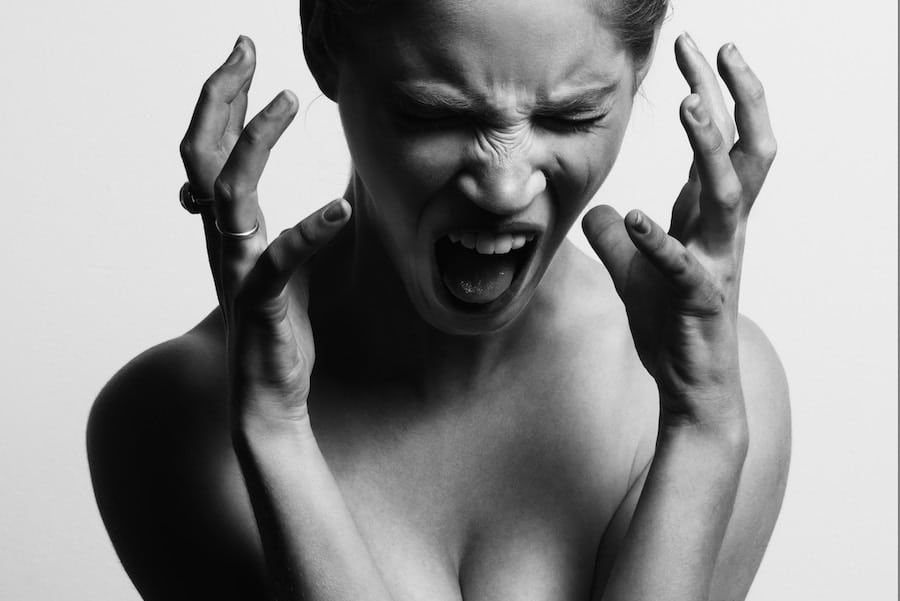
[433,221,544,240]
[429,229,543,316]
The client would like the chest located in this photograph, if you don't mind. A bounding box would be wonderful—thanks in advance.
[215,360,655,601]
[290,379,642,601]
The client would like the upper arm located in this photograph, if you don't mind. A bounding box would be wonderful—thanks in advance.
[86,334,268,601]
[593,315,791,600]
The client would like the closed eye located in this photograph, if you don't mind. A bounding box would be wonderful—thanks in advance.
[534,113,608,134]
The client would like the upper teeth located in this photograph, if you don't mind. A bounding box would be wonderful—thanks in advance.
[447,231,536,254]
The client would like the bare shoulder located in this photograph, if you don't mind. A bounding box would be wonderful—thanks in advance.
[548,240,661,479]
[86,312,265,601]
[551,238,659,416]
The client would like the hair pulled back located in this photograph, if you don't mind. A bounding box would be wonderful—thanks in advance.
[300,0,669,96]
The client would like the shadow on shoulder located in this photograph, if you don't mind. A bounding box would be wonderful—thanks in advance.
[86,313,267,600]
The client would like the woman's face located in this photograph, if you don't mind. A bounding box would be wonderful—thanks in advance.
[335,0,640,335]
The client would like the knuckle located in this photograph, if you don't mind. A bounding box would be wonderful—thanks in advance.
[296,218,319,248]
[214,176,255,204]
[647,229,668,254]
[719,182,744,207]
[696,280,728,314]
[670,248,693,277]
[179,137,197,161]
[213,177,236,204]
[703,126,727,156]
[758,136,778,163]
[746,78,766,104]
[242,123,266,147]
[200,76,224,102]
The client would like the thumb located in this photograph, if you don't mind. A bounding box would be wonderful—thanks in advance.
[582,204,636,294]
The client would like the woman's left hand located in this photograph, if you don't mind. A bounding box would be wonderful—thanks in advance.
[582,35,776,432]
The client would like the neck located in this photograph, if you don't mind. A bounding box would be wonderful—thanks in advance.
[306,172,565,401]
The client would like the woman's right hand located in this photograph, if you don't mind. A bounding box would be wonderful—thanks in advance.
[179,36,351,431]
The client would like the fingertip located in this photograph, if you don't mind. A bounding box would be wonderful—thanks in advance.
[282,89,299,110]
[322,197,351,224]
[264,90,299,118]
[674,32,701,76]
[582,203,618,234]
[716,42,741,76]
[677,32,699,53]
[625,209,651,235]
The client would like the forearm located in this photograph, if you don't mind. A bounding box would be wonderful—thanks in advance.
[233,417,395,601]
[600,408,749,601]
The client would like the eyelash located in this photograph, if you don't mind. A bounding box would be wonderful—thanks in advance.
[537,114,608,134]
[395,109,608,134]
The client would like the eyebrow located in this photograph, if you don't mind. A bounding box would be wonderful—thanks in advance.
[392,82,619,117]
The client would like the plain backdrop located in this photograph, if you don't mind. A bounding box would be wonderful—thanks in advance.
[0,1,896,599]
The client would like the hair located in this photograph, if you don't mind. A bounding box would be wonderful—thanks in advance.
[301,0,669,71]
[597,0,669,68]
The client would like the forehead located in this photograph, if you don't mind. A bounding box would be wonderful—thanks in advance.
[352,0,632,98]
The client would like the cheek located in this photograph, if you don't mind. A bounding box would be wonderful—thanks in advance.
[550,125,628,224]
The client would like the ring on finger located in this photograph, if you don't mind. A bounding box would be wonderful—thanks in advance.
[216,218,260,240]
[179,182,215,214]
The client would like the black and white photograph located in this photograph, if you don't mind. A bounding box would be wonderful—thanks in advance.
[1,1,896,600]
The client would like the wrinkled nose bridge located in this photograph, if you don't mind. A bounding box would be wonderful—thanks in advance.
[457,135,546,214]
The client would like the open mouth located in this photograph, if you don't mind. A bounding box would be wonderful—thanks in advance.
[434,230,539,309]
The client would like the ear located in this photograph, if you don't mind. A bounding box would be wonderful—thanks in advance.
[300,0,341,101]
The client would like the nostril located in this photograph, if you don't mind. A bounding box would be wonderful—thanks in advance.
[457,172,481,201]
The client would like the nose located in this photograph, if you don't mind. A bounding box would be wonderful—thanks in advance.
[456,147,547,216]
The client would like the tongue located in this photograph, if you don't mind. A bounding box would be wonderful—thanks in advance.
[441,243,518,304]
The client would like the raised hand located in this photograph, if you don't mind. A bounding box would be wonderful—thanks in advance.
[179,37,351,428]
[583,34,776,431]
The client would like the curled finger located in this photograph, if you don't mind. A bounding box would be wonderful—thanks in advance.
[241,199,352,305]
[675,33,735,145]
[624,210,717,307]
[680,94,744,252]
[180,36,257,197]
[717,43,777,203]
[215,89,300,241]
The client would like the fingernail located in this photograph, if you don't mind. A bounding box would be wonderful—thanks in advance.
[688,97,709,126]
[234,35,246,49]
[266,91,294,116]
[682,32,699,52]
[225,43,244,66]
[727,42,745,65]
[323,198,348,223]
[632,211,650,235]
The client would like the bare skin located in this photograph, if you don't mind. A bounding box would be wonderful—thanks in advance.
[88,2,791,600]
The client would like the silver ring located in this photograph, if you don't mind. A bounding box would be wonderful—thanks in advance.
[179,182,214,214]
[216,218,260,240]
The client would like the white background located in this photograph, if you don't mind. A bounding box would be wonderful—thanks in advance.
[0,1,896,599]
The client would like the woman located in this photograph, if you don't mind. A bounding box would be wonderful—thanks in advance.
[87,0,791,599]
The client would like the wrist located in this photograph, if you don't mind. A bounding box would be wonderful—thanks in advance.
[658,409,750,466]
[658,378,747,435]
[232,410,319,456]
